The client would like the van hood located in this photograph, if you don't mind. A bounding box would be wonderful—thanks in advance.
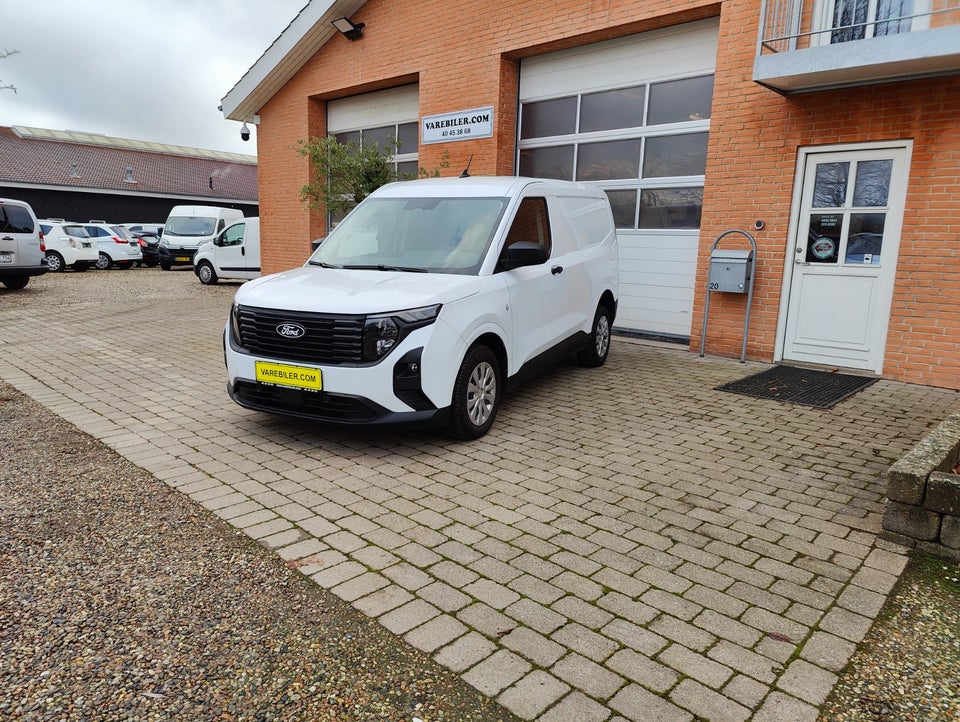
[234,265,480,314]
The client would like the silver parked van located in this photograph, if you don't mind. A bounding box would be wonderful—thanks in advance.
[0,198,47,290]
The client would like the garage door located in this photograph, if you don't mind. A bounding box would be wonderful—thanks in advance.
[328,84,420,176]
[518,19,719,339]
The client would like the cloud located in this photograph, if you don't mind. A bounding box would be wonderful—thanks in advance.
[0,0,306,154]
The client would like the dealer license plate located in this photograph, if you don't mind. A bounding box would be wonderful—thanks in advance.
[176,256,191,262]
[255,361,322,391]
[0,253,12,264]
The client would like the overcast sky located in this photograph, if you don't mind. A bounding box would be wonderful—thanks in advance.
[1,0,308,155]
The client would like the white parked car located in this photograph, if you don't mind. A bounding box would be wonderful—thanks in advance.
[82,222,143,270]
[38,220,99,272]
[224,176,618,438]
[0,198,47,290]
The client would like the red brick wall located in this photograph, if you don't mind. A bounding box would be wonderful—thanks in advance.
[698,1,960,388]
[254,0,960,389]
[255,0,720,276]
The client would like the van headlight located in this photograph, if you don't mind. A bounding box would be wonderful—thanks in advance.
[362,304,441,362]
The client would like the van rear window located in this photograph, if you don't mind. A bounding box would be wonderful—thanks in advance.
[0,205,35,234]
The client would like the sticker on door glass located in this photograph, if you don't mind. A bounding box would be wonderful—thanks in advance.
[810,237,836,260]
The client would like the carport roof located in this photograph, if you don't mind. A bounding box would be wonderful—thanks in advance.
[0,125,258,203]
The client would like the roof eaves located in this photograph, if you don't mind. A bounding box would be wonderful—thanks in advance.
[221,0,367,123]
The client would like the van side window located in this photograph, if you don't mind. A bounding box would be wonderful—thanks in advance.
[503,197,551,255]
[222,224,245,246]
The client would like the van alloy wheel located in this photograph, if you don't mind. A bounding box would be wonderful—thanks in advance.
[447,345,500,439]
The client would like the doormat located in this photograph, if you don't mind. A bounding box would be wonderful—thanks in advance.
[715,365,878,408]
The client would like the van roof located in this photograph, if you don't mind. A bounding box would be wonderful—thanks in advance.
[370,175,600,200]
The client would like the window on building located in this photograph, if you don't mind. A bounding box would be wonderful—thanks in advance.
[518,74,713,230]
[333,121,419,175]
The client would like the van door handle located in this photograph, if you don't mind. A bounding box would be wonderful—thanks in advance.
[1,236,12,241]
[241,247,245,256]
[551,265,563,275]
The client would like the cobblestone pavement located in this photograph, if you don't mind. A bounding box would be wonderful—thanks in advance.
[2,268,958,721]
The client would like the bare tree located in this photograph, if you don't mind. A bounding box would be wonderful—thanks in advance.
[1,48,19,93]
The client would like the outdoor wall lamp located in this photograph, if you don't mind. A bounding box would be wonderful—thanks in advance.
[332,17,365,40]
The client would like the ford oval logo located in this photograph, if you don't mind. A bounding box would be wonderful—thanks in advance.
[276,323,306,339]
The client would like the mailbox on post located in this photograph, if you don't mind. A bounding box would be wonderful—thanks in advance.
[708,249,753,293]
[700,230,758,363]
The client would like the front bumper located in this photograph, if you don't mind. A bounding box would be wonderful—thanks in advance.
[158,245,197,266]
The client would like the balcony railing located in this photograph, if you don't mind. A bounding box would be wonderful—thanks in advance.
[754,0,960,93]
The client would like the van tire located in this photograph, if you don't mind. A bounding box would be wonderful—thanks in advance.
[160,262,171,271]
[2,276,29,290]
[447,345,500,440]
[577,303,612,368]
[117,261,133,270]
[96,252,112,270]
[45,251,65,273]
[197,261,218,285]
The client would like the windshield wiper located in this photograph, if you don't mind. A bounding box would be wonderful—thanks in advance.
[341,264,428,273]
[308,260,342,268]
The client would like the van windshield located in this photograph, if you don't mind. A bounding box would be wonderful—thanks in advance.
[165,217,217,237]
[308,197,507,275]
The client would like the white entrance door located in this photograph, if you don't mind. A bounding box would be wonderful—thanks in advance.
[780,145,910,373]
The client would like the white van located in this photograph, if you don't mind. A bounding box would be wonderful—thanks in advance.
[224,176,619,439]
[0,198,47,289]
[159,205,243,270]
[193,217,260,284]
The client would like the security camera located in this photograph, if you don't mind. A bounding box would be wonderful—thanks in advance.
[240,122,250,142]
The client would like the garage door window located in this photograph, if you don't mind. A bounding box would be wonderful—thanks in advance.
[334,121,420,176]
[518,74,713,230]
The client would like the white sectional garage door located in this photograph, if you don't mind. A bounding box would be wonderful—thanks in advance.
[328,84,420,175]
[518,19,719,339]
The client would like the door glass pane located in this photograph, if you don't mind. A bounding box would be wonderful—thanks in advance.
[519,146,574,180]
[397,122,419,151]
[845,213,886,264]
[853,159,893,206]
[576,139,641,181]
[639,188,703,229]
[647,75,714,125]
[807,213,842,262]
[580,85,646,133]
[605,190,637,229]
[643,133,708,178]
[520,97,577,139]
[812,162,849,207]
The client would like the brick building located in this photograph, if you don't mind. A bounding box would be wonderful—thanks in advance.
[221,0,960,389]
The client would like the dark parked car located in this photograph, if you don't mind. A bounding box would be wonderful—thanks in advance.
[132,231,160,267]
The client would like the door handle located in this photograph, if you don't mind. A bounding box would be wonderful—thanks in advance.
[241,247,245,256]
[551,265,563,275]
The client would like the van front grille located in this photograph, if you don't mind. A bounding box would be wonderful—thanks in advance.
[236,305,364,364]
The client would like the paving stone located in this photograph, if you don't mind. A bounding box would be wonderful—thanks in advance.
[351,584,415,617]
[433,631,497,673]
[608,683,692,722]
[551,596,613,629]
[658,643,733,689]
[504,597,567,635]
[752,692,820,722]
[607,648,678,693]
[669,678,750,721]
[462,649,531,697]
[378,599,440,635]
[707,640,778,684]
[552,623,619,662]
[498,670,570,721]
[723,674,770,709]
[331,571,390,602]
[649,614,716,652]
[404,614,469,654]
[501,626,566,667]
[776,658,838,706]
[538,691,611,722]
[799,630,858,672]
[601,618,668,656]
[552,653,625,700]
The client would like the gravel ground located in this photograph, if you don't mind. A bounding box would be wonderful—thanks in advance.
[0,382,517,722]
[818,552,960,722]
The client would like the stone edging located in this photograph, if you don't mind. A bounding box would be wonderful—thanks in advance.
[883,413,960,560]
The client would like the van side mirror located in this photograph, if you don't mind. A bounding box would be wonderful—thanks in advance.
[498,241,548,271]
